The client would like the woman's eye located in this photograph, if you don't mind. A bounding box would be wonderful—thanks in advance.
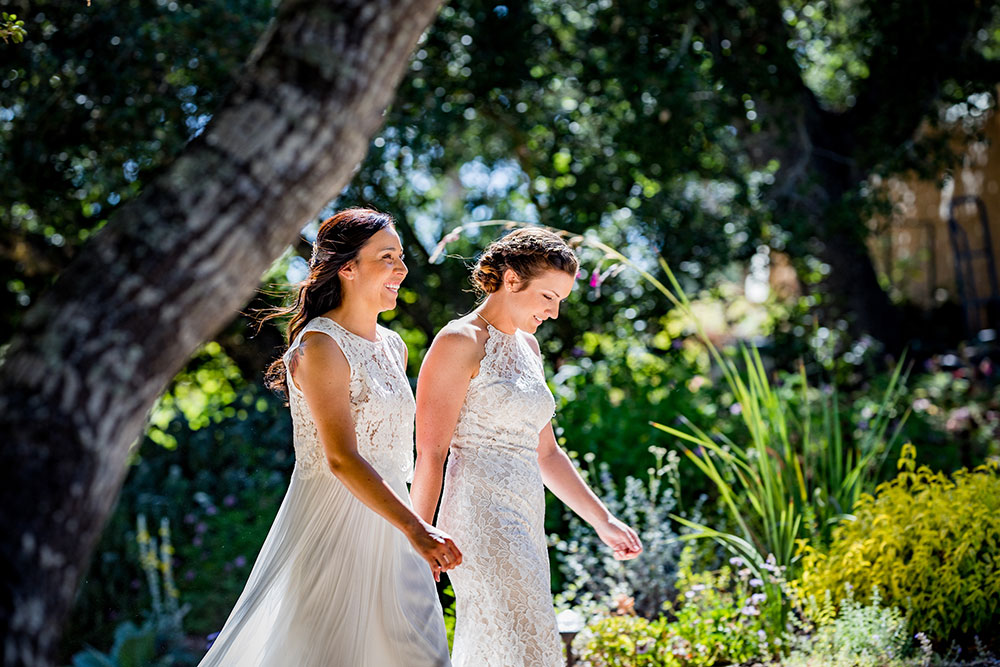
[543,294,553,301]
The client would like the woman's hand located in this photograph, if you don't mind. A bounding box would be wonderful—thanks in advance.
[594,516,643,561]
[408,522,463,581]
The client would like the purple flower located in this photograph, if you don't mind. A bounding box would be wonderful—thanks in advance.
[185,569,196,581]
[184,513,196,524]
[223,494,237,507]
[589,263,621,289]
[206,505,218,516]
[234,555,247,568]
[195,522,208,534]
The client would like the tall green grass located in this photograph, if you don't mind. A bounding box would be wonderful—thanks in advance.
[584,237,910,576]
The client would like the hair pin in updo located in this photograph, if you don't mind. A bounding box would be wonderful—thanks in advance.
[310,247,334,267]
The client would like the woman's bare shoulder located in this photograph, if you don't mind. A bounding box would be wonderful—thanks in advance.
[426,316,489,367]
[437,315,490,346]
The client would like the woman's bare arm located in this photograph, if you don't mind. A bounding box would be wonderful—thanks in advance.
[291,332,462,573]
[525,335,643,560]
[411,325,483,523]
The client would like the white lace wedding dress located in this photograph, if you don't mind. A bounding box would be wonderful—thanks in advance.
[438,322,562,667]
[199,316,450,667]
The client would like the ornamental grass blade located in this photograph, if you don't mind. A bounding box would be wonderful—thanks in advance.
[669,514,768,576]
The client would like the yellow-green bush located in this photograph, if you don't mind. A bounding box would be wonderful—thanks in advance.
[573,615,676,667]
[794,444,1000,643]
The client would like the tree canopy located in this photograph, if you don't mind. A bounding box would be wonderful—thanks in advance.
[5,0,1000,362]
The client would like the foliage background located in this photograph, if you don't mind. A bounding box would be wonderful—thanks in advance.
[2,0,1000,661]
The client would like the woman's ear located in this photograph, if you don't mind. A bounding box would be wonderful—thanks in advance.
[338,260,358,281]
[502,267,520,292]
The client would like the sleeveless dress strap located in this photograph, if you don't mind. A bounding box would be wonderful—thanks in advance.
[380,328,408,375]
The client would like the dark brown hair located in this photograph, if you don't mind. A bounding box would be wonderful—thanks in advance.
[472,227,579,294]
[263,207,394,395]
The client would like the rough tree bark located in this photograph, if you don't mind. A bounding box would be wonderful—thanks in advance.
[0,0,443,663]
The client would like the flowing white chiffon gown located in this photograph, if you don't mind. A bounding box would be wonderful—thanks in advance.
[438,323,562,667]
[199,316,451,667]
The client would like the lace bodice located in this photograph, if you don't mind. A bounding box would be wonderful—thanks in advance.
[450,324,556,456]
[284,317,415,482]
[438,322,562,667]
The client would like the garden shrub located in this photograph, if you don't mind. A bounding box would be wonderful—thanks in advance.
[554,446,684,617]
[665,553,769,665]
[784,588,920,667]
[795,444,1000,644]
[551,324,734,498]
[71,516,196,667]
[896,353,1000,470]
[571,550,769,667]
[573,615,673,667]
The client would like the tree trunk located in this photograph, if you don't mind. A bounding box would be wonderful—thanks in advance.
[806,105,904,353]
[0,0,442,663]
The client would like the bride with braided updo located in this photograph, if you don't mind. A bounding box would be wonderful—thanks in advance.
[411,228,642,667]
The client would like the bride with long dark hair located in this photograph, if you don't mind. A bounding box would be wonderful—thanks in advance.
[199,208,459,666]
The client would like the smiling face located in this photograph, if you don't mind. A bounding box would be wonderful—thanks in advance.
[340,226,408,312]
[505,267,576,333]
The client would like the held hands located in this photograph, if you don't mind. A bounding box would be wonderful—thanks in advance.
[408,521,463,582]
[594,515,643,561]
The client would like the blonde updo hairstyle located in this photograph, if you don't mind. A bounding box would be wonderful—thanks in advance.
[472,228,579,295]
